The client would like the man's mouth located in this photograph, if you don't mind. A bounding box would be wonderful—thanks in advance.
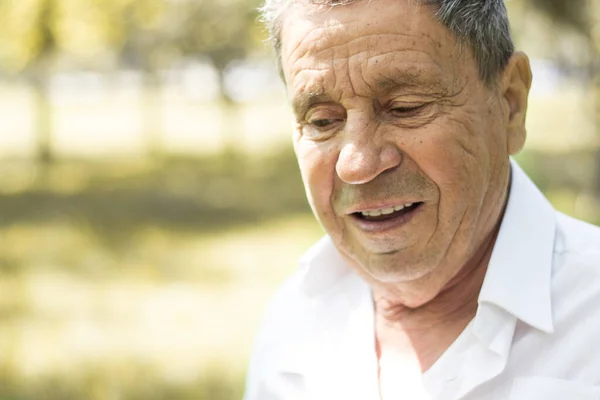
[353,202,423,222]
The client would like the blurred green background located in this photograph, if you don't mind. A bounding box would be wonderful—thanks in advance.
[0,0,598,399]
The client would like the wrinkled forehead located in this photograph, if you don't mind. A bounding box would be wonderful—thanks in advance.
[279,0,461,93]
[279,0,441,55]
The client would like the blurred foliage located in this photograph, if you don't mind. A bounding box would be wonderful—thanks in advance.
[528,0,591,31]
[0,0,266,74]
[523,0,599,118]
[117,0,266,75]
[0,365,243,400]
[0,149,310,260]
[0,150,321,399]
[0,0,268,161]
[527,0,600,194]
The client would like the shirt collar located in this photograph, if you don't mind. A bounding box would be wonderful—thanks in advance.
[477,160,556,334]
[298,160,556,334]
[298,235,352,297]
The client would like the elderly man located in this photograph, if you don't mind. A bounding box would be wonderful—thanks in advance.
[244,0,600,398]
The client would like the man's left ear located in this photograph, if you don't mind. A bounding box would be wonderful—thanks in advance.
[500,51,532,156]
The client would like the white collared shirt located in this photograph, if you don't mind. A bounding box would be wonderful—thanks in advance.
[243,162,600,400]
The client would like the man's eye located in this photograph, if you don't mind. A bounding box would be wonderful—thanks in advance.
[310,119,341,128]
[308,118,342,129]
[301,117,343,141]
[390,104,426,115]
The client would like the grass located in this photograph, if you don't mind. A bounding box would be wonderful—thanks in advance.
[0,151,324,399]
[0,212,322,399]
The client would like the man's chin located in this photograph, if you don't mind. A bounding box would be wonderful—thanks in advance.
[366,266,434,284]
[350,252,436,285]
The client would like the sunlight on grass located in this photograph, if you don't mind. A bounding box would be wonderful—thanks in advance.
[0,209,322,398]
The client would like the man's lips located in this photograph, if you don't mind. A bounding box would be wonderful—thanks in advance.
[345,200,423,216]
[351,202,424,222]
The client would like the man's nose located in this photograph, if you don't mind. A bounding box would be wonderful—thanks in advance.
[335,119,402,185]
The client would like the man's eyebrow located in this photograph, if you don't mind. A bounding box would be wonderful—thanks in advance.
[374,68,444,94]
[291,90,332,117]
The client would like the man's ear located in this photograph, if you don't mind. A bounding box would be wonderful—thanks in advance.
[501,51,532,156]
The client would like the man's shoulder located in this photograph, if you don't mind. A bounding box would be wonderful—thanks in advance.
[259,265,315,336]
[243,267,315,399]
[249,264,322,362]
[554,212,600,261]
[247,237,363,372]
[552,212,600,314]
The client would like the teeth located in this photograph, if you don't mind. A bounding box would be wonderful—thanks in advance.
[360,203,414,217]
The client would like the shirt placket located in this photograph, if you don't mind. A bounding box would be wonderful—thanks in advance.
[423,307,517,400]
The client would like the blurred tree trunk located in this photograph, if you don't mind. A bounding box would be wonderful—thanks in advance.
[592,49,600,195]
[587,3,600,197]
[32,0,56,165]
[591,0,600,197]
[216,67,239,152]
[216,66,247,175]
[32,75,53,164]
[142,70,164,159]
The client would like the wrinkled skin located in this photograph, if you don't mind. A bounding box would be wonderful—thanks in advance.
[280,0,531,308]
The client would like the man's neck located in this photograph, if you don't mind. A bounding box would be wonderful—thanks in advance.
[373,238,492,329]
[372,222,499,373]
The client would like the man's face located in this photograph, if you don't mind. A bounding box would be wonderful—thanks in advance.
[280,0,523,288]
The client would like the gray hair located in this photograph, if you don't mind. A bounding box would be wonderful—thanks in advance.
[260,0,515,86]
